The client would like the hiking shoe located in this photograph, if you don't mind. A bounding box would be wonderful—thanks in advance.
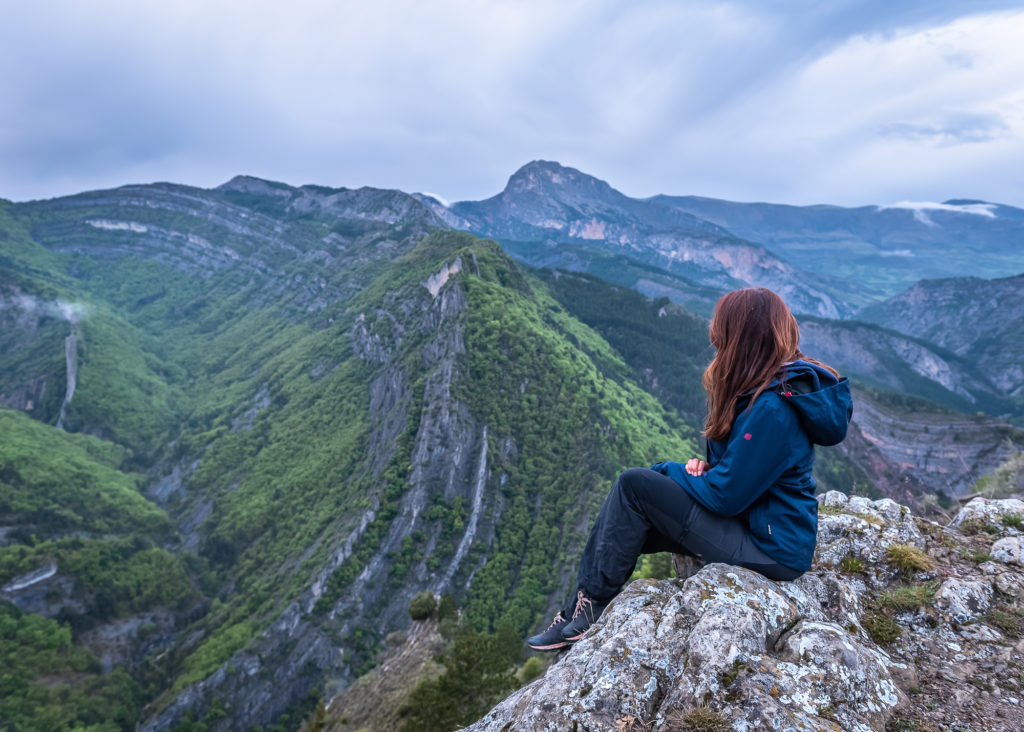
[526,611,572,651]
[560,589,609,642]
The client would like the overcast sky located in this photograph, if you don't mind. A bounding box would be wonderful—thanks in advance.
[2,0,1023,206]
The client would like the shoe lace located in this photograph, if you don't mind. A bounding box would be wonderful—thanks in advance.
[544,611,566,631]
[570,589,595,623]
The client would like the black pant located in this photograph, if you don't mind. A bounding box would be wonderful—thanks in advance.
[574,468,802,603]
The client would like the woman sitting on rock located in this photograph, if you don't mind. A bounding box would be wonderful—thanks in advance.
[527,287,852,651]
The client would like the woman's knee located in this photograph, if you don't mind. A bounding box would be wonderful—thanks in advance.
[614,468,652,500]
[616,468,681,514]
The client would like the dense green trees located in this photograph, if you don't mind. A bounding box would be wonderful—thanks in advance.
[399,619,522,732]
[0,605,142,730]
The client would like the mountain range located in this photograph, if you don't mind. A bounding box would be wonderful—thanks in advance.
[0,161,1022,730]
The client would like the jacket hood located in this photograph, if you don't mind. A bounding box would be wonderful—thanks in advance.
[775,360,853,446]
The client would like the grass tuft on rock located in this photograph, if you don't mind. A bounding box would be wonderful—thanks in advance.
[862,612,903,645]
[673,706,730,732]
[879,583,938,611]
[840,555,866,574]
[957,547,992,564]
[986,605,1024,638]
[886,544,933,573]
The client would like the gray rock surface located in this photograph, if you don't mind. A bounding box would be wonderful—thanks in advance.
[952,497,1024,535]
[992,537,1024,566]
[467,566,905,732]
[465,493,1024,732]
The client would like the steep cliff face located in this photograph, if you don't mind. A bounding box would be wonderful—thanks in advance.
[860,274,1024,399]
[465,494,1024,732]
[0,288,68,420]
[837,387,1023,504]
[136,231,702,730]
[797,317,1010,417]
[451,161,854,319]
[139,248,488,731]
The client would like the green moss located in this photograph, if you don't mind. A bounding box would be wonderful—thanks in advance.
[720,658,747,687]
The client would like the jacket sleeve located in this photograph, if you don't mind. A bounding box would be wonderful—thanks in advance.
[661,395,803,517]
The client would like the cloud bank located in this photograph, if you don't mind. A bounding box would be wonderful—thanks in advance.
[0,0,1022,206]
[0,294,91,324]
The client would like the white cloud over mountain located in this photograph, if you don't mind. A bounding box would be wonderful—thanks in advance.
[0,1,1022,207]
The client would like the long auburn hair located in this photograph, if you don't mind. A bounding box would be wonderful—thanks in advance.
[702,288,838,442]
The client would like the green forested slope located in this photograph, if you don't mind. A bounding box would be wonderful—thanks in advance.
[1,183,701,731]
[0,409,197,731]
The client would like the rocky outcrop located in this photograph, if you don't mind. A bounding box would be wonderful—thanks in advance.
[466,493,1024,731]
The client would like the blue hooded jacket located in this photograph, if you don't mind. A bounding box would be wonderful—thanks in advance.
[650,360,853,571]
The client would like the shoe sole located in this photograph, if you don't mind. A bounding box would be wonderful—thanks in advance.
[528,639,572,651]
[562,631,587,642]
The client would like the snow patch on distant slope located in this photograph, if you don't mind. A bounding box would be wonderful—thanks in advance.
[877,201,997,226]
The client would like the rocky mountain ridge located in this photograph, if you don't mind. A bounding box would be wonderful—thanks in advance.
[797,316,1021,422]
[449,161,856,319]
[650,193,1024,299]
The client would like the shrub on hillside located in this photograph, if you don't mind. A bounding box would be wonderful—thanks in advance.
[409,591,437,620]
[972,451,1024,499]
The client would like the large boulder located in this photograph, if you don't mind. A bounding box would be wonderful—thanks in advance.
[464,493,1024,732]
[466,565,905,731]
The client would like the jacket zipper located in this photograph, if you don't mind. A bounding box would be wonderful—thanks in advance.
[767,523,772,536]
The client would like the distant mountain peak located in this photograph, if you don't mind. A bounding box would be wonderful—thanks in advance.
[507,159,573,180]
[503,160,615,199]
[216,175,294,196]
